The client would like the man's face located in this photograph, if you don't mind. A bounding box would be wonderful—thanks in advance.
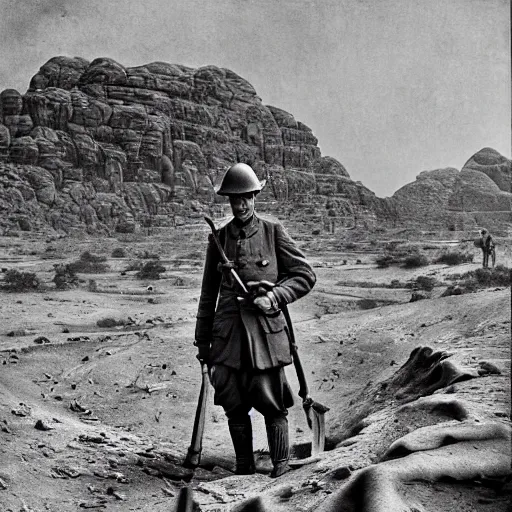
[229,193,255,223]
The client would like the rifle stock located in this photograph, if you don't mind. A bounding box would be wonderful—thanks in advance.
[183,363,209,468]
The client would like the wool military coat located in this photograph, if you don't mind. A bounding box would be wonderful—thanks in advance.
[195,213,316,371]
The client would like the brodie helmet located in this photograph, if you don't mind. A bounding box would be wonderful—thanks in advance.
[215,163,266,196]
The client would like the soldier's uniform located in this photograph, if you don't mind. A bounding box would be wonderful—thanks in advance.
[480,229,495,268]
[194,164,316,477]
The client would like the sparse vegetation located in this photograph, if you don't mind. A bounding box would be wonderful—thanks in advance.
[375,242,428,268]
[97,317,125,328]
[136,260,166,280]
[125,260,144,271]
[403,253,429,268]
[445,265,510,293]
[68,251,109,273]
[53,264,79,290]
[436,251,474,265]
[137,250,160,260]
[375,255,397,268]
[473,265,510,287]
[414,275,437,291]
[111,247,127,258]
[358,298,380,310]
[3,269,40,291]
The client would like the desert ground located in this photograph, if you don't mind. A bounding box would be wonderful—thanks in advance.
[0,226,510,512]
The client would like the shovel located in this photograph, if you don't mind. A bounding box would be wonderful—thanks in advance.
[281,304,329,455]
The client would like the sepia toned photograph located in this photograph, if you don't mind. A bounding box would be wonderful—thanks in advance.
[0,1,510,510]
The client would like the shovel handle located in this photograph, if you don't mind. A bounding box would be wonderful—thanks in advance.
[291,343,310,401]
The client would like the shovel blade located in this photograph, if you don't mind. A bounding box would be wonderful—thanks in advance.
[311,408,326,456]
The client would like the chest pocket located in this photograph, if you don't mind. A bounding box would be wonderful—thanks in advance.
[238,234,278,282]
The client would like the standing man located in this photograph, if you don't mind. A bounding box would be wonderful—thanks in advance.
[479,228,495,268]
[194,163,316,478]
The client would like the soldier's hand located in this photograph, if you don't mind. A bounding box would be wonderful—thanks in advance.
[253,295,272,313]
[195,343,210,364]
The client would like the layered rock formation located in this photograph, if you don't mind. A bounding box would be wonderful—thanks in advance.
[391,148,512,232]
[0,56,390,234]
[0,56,510,235]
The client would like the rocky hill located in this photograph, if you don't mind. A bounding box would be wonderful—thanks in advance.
[0,56,510,235]
[0,56,392,235]
[391,148,512,233]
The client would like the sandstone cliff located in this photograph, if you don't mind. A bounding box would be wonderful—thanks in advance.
[0,57,510,235]
[0,56,389,235]
[391,148,512,232]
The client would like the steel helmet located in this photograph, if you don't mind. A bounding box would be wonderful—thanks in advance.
[215,163,266,196]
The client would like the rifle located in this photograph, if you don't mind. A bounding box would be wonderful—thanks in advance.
[182,363,210,468]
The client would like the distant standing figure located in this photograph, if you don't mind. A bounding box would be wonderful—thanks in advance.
[479,229,495,268]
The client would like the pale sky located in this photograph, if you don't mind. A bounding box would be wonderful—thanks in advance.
[0,0,509,197]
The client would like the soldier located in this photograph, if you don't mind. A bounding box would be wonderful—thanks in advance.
[194,163,316,478]
[479,228,495,268]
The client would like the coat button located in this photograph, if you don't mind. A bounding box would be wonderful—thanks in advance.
[261,259,269,267]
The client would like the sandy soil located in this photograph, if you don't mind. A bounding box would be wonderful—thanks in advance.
[0,232,510,511]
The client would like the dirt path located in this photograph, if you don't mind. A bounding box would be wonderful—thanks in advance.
[0,236,510,511]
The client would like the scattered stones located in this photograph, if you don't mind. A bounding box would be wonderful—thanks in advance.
[410,291,427,302]
[106,486,125,500]
[34,419,54,431]
[79,434,105,444]
[276,486,294,499]
[52,466,81,479]
[331,466,352,480]
[34,336,51,344]
[79,500,107,509]
[12,403,31,417]
[478,361,501,376]
[7,328,27,337]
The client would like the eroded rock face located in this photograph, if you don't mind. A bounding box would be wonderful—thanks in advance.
[2,56,390,233]
[462,147,511,193]
[391,149,512,232]
[0,56,510,234]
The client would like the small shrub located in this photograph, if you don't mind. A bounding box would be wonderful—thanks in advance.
[436,251,474,265]
[137,250,160,260]
[97,317,124,328]
[136,260,166,280]
[375,255,398,268]
[358,298,379,310]
[390,279,402,288]
[345,242,357,250]
[403,253,429,268]
[414,275,437,291]
[68,251,109,273]
[125,260,144,271]
[80,251,107,263]
[53,264,79,290]
[111,247,127,258]
[474,265,510,287]
[3,269,40,291]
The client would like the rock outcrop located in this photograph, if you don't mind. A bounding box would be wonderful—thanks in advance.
[0,56,510,235]
[391,148,512,232]
[0,56,389,235]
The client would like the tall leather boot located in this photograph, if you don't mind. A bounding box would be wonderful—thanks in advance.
[265,414,290,478]
[228,416,255,475]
